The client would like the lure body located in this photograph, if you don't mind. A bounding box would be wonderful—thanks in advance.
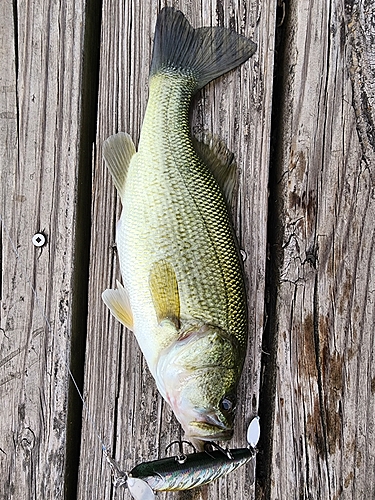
[106,419,260,498]
[129,448,254,491]
[102,7,256,446]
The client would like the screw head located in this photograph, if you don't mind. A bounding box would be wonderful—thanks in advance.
[32,233,46,247]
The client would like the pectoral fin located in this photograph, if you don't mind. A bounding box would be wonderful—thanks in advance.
[102,280,134,330]
[103,132,136,198]
[149,260,180,329]
[193,133,237,205]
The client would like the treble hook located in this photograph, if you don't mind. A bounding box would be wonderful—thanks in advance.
[203,441,234,460]
[165,440,197,464]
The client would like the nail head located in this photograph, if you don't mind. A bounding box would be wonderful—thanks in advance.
[32,233,46,247]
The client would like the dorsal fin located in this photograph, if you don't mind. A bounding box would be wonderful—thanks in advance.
[103,132,136,198]
[193,132,237,204]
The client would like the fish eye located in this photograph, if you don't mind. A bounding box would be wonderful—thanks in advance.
[220,395,236,413]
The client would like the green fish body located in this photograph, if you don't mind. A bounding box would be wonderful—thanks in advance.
[102,7,256,446]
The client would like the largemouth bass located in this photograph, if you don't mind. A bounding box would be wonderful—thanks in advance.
[102,7,256,447]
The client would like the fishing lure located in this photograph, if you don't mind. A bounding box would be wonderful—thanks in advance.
[106,417,260,499]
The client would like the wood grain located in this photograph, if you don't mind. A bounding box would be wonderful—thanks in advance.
[5,0,373,497]
[0,0,88,498]
[267,0,375,498]
[77,1,275,499]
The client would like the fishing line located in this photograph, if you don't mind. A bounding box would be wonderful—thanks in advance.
[0,214,112,463]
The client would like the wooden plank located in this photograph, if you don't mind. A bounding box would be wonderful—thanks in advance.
[0,0,89,498]
[267,0,375,498]
[78,1,275,498]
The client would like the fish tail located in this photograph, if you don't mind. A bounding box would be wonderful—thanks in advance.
[150,7,256,90]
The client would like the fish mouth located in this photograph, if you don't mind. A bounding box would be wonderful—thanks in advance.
[188,417,234,441]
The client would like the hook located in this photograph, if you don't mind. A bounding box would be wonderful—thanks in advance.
[203,441,234,460]
[165,440,196,464]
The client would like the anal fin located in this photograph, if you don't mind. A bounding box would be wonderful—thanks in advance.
[102,280,134,330]
[103,132,136,198]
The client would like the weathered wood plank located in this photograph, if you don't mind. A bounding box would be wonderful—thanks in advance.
[267,0,375,498]
[78,1,275,498]
[0,0,89,498]
[6,0,374,497]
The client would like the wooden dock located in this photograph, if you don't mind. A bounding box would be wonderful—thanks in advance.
[1,0,375,499]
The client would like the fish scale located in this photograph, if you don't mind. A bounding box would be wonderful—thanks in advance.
[122,74,246,347]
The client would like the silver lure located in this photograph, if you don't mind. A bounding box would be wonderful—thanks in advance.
[106,418,260,499]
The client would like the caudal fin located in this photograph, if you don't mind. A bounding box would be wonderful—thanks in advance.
[150,7,256,91]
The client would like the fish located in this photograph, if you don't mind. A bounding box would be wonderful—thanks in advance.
[102,7,256,448]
